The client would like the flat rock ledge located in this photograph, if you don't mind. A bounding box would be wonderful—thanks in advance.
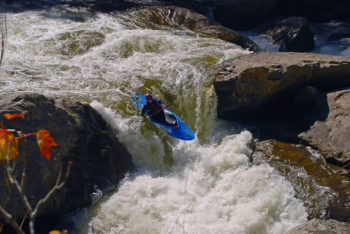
[214,52,350,120]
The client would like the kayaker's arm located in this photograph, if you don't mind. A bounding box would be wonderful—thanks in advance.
[141,104,151,118]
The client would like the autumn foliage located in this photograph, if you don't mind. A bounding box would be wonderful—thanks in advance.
[36,129,57,160]
[0,112,71,234]
[0,112,57,161]
[0,126,18,160]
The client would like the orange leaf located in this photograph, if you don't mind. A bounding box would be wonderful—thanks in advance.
[36,129,57,160]
[3,112,26,120]
[0,129,19,161]
[0,126,8,138]
[49,230,68,234]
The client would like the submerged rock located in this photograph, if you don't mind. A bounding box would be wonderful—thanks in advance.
[0,93,134,219]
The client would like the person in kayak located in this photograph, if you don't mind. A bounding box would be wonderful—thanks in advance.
[142,94,178,128]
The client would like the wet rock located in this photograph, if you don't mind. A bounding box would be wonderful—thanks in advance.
[122,6,259,51]
[0,93,134,218]
[263,17,315,52]
[286,219,350,234]
[253,140,350,220]
[214,52,350,120]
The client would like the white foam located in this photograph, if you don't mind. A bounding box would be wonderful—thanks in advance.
[80,127,306,234]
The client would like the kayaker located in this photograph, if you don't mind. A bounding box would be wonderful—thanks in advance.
[141,94,178,128]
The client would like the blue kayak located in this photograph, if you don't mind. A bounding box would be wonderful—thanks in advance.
[132,94,195,141]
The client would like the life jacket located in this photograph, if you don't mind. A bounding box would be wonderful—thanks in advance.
[151,101,162,113]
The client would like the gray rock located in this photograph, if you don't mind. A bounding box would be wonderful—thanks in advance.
[299,90,350,167]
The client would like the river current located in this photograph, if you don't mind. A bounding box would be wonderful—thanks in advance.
[2,3,341,233]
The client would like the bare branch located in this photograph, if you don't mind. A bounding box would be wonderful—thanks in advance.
[0,205,25,234]
[0,142,26,234]
[5,141,33,215]
[32,161,73,217]
[20,136,27,189]
[6,155,33,216]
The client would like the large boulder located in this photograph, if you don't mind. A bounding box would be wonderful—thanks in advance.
[122,6,259,51]
[263,17,315,52]
[212,0,277,30]
[0,93,134,219]
[214,52,350,120]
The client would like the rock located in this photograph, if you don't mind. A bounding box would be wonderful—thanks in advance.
[253,140,350,220]
[122,6,259,51]
[263,17,315,52]
[328,205,350,222]
[214,52,350,120]
[212,0,276,30]
[298,90,350,167]
[0,93,134,218]
[286,219,350,234]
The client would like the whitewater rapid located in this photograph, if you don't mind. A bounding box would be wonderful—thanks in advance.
[79,105,308,233]
[1,4,309,233]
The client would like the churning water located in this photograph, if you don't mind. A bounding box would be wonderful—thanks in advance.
[0,4,311,233]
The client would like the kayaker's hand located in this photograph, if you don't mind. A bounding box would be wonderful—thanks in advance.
[163,105,166,110]
[146,115,150,119]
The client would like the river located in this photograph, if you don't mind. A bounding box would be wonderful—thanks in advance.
[2,2,347,233]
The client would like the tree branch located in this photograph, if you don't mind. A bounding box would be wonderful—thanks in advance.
[32,161,73,217]
[0,205,25,234]
[6,155,33,215]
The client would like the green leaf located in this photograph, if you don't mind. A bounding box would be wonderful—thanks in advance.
[19,213,27,230]
[4,175,11,193]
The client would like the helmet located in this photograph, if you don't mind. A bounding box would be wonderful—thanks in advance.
[145,93,152,101]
